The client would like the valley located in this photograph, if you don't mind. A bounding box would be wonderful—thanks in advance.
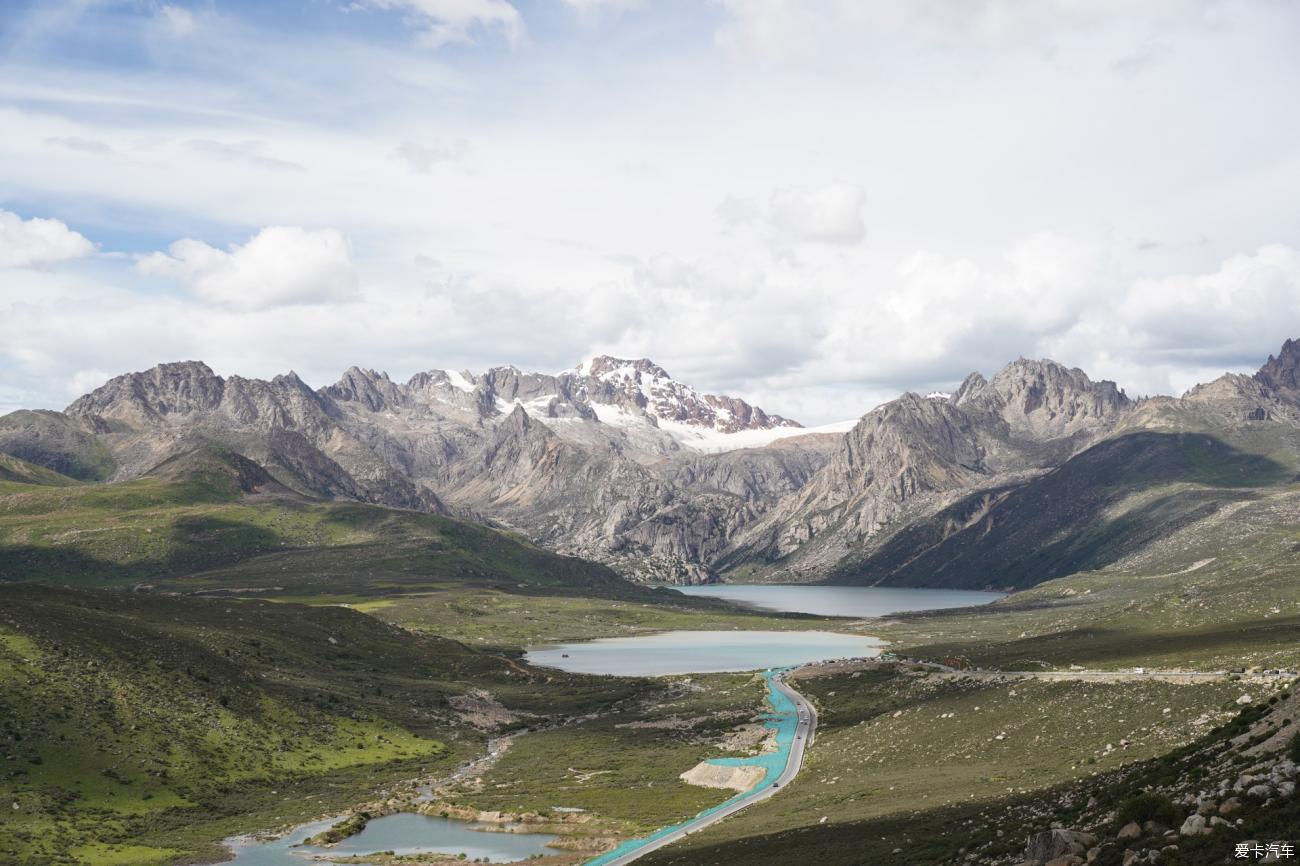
[3,340,1300,866]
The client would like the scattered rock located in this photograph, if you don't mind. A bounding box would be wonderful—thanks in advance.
[1178,814,1210,837]
[1045,856,1083,866]
[1117,822,1142,840]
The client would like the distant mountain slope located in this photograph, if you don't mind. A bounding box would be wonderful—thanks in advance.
[0,445,651,600]
[0,409,116,480]
[0,452,79,487]
[833,431,1291,589]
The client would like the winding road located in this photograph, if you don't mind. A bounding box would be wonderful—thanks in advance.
[591,669,817,866]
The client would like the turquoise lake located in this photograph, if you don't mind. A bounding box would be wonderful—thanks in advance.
[670,583,1005,618]
[525,629,881,675]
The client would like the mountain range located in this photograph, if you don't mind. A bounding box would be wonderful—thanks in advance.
[5,341,1300,588]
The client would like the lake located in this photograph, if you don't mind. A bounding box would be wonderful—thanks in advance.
[671,583,1005,618]
[221,811,559,865]
[525,629,881,676]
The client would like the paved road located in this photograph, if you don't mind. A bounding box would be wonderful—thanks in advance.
[597,671,817,866]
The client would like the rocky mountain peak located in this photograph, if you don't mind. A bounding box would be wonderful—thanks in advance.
[324,367,405,413]
[954,357,1130,440]
[568,355,800,435]
[67,360,225,423]
[1254,337,1300,394]
[580,356,672,381]
[952,372,988,405]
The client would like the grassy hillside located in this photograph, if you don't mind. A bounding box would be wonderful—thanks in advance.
[863,473,1300,672]
[0,447,654,600]
[833,432,1292,590]
[640,663,1261,866]
[0,584,645,866]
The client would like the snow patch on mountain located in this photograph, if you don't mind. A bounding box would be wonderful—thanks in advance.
[445,369,475,392]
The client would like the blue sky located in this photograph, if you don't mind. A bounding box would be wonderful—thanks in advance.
[3,0,1300,422]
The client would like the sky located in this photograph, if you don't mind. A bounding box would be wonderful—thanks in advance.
[2,0,1300,424]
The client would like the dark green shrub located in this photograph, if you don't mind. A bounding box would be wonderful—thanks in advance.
[1116,792,1180,827]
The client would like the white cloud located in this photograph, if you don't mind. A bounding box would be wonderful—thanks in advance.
[769,184,866,245]
[561,0,645,21]
[392,138,468,173]
[157,5,197,37]
[633,253,699,289]
[0,209,95,268]
[712,0,824,63]
[721,184,866,246]
[711,0,1220,62]
[137,226,359,311]
[185,140,304,173]
[362,0,523,48]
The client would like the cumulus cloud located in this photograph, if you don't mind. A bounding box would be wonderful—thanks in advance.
[137,226,358,310]
[361,0,523,48]
[0,209,95,269]
[721,183,866,246]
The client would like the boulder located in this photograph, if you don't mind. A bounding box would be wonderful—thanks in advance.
[1117,822,1142,840]
[1027,830,1074,863]
[1045,857,1083,866]
[1219,797,1242,815]
[1026,830,1094,864]
[1178,814,1211,837]
[1246,783,1273,799]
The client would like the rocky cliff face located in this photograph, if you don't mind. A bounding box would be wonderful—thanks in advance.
[724,360,1134,581]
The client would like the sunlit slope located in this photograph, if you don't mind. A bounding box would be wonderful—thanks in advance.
[0,584,642,865]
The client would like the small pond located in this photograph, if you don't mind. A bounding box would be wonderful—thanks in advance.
[525,629,881,676]
[220,811,559,865]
